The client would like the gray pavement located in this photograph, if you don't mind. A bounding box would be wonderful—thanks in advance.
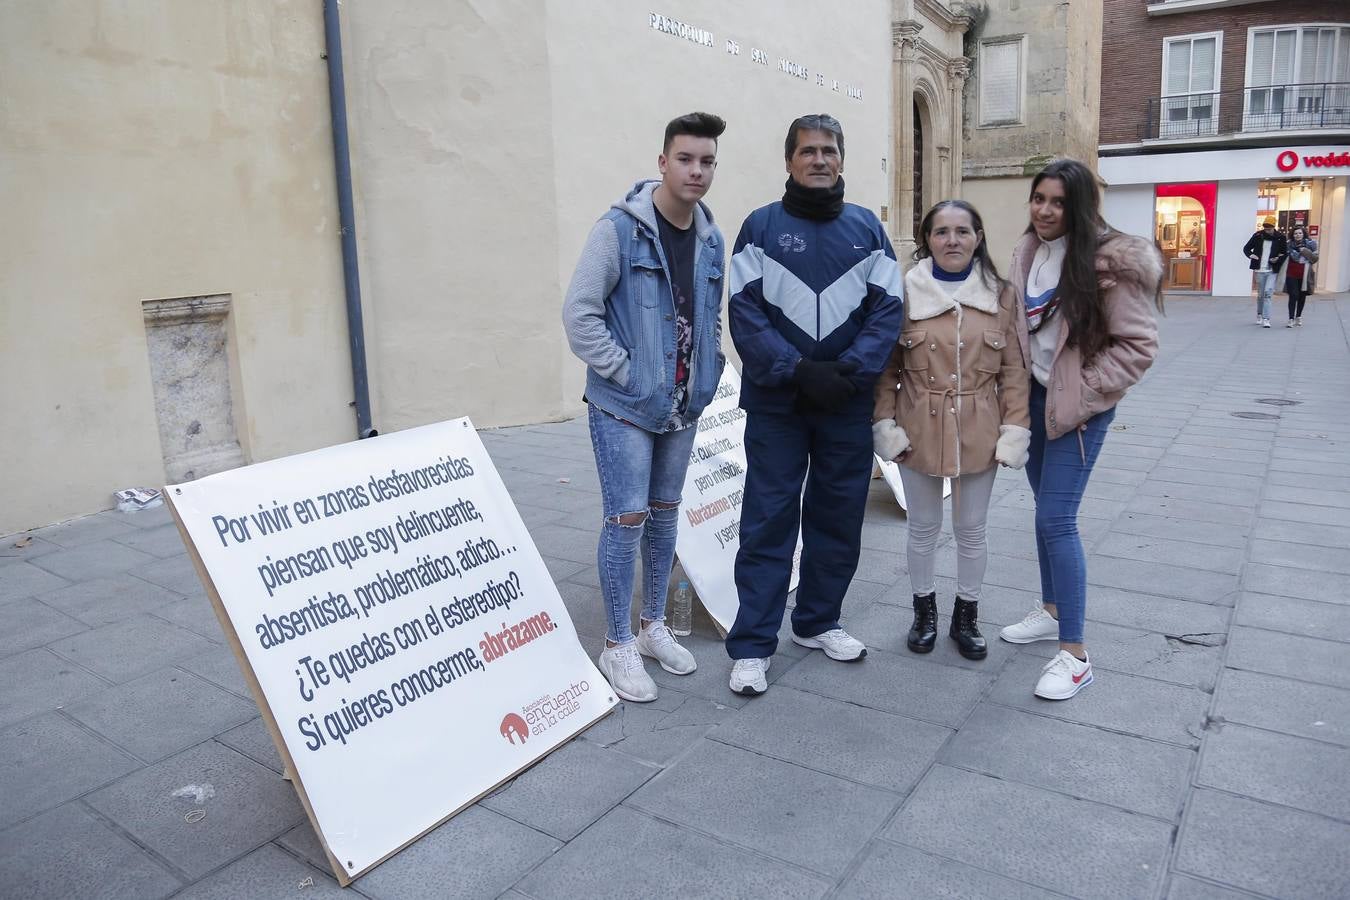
[3,295,1349,899]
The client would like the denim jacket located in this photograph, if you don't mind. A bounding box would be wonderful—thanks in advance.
[563,180,726,432]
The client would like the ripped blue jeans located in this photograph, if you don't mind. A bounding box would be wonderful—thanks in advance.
[588,403,697,644]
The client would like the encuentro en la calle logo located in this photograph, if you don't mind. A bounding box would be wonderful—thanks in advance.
[500,681,593,745]
[499,712,529,745]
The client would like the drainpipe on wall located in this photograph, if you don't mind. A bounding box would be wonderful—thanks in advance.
[322,0,377,438]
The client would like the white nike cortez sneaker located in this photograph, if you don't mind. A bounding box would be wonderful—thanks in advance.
[1035,650,1092,700]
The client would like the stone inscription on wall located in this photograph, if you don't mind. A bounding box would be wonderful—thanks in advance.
[649,12,865,102]
[142,294,246,483]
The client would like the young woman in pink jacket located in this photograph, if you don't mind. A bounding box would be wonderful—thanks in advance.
[998,159,1164,700]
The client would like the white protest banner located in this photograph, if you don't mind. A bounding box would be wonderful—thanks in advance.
[676,366,800,633]
[165,418,615,884]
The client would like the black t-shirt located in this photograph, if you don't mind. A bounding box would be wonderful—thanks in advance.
[654,206,697,412]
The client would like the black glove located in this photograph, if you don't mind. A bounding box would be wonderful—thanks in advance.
[793,359,858,413]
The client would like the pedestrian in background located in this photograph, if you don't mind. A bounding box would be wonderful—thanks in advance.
[872,200,1029,661]
[1282,224,1318,327]
[1242,216,1286,328]
[562,112,728,702]
[1000,159,1163,700]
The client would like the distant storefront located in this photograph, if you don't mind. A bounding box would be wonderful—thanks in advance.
[1100,145,1349,297]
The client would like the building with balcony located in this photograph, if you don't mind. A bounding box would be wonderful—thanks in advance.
[1097,0,1349,297]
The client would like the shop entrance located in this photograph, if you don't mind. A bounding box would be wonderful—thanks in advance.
[1154,183,1215,293]
[1255,179,1313,235]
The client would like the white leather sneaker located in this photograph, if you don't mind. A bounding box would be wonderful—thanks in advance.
[598,641,657,703]
[999,606,1060,644]
[791,628,867,661]
[729,657,770,696]
[1035,650,1093,700]
[637,621,696,675]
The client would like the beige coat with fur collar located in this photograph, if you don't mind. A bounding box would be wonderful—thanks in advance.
[873,259,1030,477]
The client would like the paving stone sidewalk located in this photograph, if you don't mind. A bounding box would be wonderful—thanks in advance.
[2,295,1349,899]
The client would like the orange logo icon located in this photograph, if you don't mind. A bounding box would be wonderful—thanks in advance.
[499,712,529,745]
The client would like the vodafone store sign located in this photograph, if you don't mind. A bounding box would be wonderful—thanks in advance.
[1277,149,1350,172]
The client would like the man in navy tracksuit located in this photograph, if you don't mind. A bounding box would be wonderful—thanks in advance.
[725,114,903,696]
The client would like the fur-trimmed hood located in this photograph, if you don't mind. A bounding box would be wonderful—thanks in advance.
[903,257,1001,321]
[1095,232,1164,294]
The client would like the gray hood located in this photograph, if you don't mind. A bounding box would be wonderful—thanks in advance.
[614,179,717,242]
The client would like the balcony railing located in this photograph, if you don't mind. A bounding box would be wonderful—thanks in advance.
[1140,82,1350,141]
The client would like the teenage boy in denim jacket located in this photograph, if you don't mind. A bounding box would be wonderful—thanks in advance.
[562,112,728,702]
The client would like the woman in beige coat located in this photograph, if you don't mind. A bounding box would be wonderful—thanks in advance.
[873,200,1031,660]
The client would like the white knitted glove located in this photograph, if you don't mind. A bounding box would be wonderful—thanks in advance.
[872,419,911,461]
[995,424,1031,469]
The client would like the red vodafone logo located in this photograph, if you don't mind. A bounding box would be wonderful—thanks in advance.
[1276,149,1350,172]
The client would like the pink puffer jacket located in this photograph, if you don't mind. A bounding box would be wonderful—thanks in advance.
[1008,231,1162,441]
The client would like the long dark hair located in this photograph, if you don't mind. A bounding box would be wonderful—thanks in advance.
[1027,159,1163,363]
[914,199,1004,292]
[1028,161,1108,361]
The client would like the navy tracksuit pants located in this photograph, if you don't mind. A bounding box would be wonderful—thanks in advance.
[726,409,874,659]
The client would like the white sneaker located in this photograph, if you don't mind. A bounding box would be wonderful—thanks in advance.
[1296,317,1303,327]
[637,621,696,675]
[1262,318,1272,328]
[1286,320,1295,328]
[1035,650,1093,700]
[1256,315,1264,325]
[729,657,770,696]
[598,641,657,703]
[792,628,867,661]
[999,606,1059,644]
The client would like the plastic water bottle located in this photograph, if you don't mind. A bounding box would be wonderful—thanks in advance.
[670,579,693,636]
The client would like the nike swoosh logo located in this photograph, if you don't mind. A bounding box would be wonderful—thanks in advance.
[1072,668,1089,684]
[852,244,865,249]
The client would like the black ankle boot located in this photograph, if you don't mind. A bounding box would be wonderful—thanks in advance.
[949,597,987,660]
[907,593,937,653]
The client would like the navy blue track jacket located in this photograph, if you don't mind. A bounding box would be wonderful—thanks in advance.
[728,201,904,415]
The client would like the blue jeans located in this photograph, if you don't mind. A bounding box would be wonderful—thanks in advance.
[1026,381,1114,644]
[587,404,698,644]
[726,410,873,659]
[1254,271,1277,319]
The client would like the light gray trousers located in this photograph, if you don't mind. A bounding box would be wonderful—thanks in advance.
[898,464,998,602]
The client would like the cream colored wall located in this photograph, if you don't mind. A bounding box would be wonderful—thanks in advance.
[1,0,900,533]
[960,176,1031,273]
[0,0,353,534]
[338,1,562,431]
[545,0,894,412]
[1318,178,1349,294]
[340,0,896,432]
